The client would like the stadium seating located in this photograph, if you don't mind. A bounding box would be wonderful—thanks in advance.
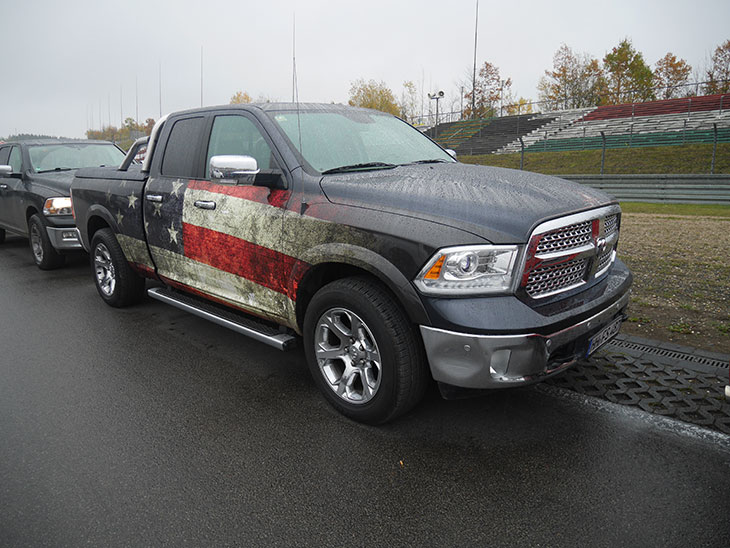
[429,93,730,156]
[440,114,556,155]
[498,108,596,154]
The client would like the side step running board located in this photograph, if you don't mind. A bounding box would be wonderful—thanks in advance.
[147,287,297,351]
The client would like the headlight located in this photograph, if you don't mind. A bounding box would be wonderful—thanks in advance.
[414,245,520,295]
[43,197,73,216]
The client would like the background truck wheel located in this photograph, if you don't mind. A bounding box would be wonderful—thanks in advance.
[0,228,5,243]
[303,277,429,424]
[90,228,145,307]
[28,214,65,270]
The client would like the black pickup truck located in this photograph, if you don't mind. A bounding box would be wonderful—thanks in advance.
[71,103,632,423]
[0,139,125,268]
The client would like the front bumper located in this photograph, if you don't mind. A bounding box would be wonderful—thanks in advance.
[46,226,82,251]
[420,290,629,389]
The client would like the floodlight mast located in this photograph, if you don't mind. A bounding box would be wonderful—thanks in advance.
[472,0,479,119]
[428,91,444,138]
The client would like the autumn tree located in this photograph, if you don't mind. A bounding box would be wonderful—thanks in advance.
[653,53,692,99]
[537,44,605,109]
[348,79,400,116]
[463,61,511,118]
[602,38,654,104]
[399,80,419,123]
[505,97,534,115]
[230,91,252,104]
[86,117,155,151]
[705,39,730,94]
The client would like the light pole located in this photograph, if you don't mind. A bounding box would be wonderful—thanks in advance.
[428,91,444,138]
[499,80,505,117]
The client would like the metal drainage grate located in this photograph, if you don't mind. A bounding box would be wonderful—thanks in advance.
[605,339,729,372]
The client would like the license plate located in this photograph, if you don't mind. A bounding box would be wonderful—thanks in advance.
[586,317,622,356]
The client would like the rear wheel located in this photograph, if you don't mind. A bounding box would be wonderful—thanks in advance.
[303,277,429,424]
[90,228,145,307]
[28,214,65,270]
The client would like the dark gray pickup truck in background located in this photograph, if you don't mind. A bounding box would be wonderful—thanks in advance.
[0,139,125,268]
[70,103,632,423]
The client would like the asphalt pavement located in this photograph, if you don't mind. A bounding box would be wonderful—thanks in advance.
[1,233,729,548]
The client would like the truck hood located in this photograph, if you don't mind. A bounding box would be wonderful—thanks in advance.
[320,163,613,243]
[27,170,76,195]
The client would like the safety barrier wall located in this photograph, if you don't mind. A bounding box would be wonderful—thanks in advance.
[560,174,730,204]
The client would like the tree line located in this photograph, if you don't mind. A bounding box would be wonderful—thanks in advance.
[86,118,157,151]
[347,38,730,122]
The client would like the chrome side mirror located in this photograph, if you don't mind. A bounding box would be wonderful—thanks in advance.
[446,149,457,160]
[210,155,260,183]
[0,165,12,177]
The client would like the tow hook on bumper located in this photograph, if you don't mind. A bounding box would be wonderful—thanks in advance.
[420,292,630,390]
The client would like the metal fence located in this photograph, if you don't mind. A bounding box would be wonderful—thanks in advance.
[411,79,730,128]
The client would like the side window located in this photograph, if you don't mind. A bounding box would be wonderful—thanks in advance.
[8,147,22,173]
[161,117,205,177]
[206,115,276,178]
[0,146,10,165]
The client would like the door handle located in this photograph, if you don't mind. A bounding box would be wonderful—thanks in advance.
[0,184,8,190]
[146,194,163,203]
[194,200,216,210]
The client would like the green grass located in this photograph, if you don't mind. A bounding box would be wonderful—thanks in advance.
[619,202,730,217]
[460,142,730,175]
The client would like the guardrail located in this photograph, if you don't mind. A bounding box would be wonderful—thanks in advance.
[559,174,730,204]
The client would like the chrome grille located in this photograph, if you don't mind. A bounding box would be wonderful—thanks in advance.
[604,214,618,236]
[535,220,592,255]
[596,249,614,273]
[522,205,621,299]
[525,258,588,298]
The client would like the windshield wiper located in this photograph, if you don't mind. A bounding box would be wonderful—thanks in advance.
[403,159,450,165]
[36,167,74,173]
[321,162,397,174]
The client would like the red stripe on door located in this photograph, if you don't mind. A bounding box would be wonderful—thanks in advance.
[187,180,290,209]
[182,223,308,299]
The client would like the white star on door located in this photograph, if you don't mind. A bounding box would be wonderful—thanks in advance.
[167,225,179,244]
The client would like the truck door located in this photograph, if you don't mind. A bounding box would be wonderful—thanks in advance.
[145,112,291,321]
[143,115,207,286]
[0,146,11,229]
[0,146,25,232]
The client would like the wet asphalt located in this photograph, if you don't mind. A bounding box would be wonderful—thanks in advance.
[1,233,729,548]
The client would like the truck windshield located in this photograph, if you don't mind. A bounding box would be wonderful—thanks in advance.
[29,143,125,172]
[268,109,454,173]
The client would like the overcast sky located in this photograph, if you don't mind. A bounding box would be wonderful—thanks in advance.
[2,0,728,138]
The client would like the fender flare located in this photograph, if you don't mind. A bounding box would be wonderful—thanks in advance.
[293,242,430,326]
[79,205,120,250]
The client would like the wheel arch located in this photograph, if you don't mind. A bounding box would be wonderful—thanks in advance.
[25,205,39,222]
[293,243,430,332]
[79,206,118,250]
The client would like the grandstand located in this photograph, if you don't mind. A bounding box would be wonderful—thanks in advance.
[432,93,730,156]
[428,114,558,155]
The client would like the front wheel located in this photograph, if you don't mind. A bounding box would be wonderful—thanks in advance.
[90,228,145,307]
[28,214,65,270]
[303,277,429,424]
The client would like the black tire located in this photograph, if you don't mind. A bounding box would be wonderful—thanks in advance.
[0,228,5,244]
[90,228,145,307]
[28,214,65,270]
[303,277,429,424]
